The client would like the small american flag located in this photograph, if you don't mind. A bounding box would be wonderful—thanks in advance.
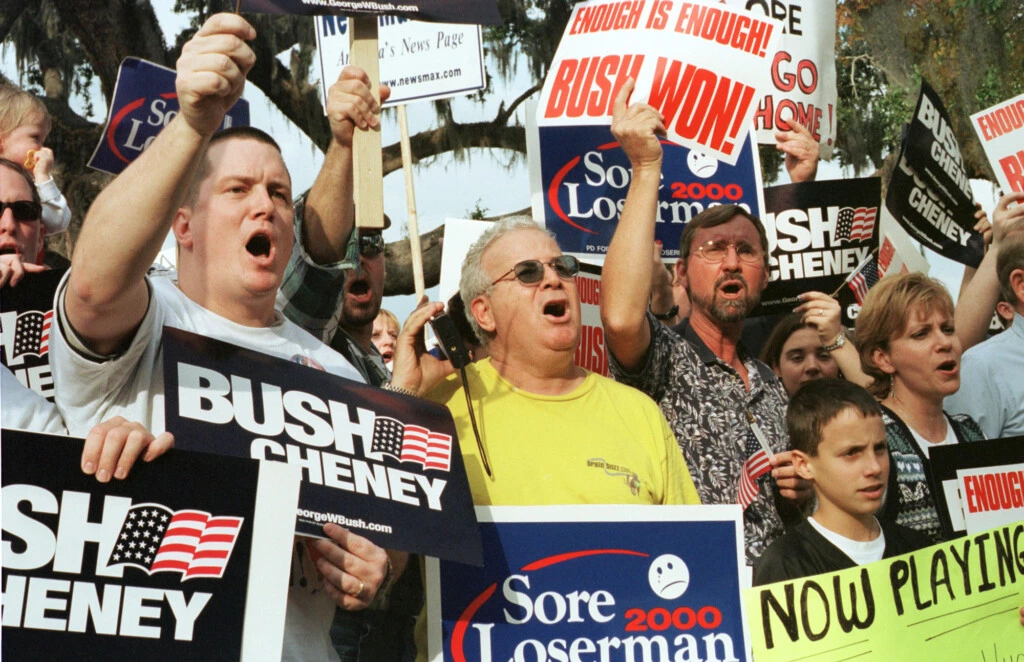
[11,309,52,361]
[737,424,773,510]
[835,207,877,243]
[106,503,244,580]
[847,254,880,305]
[371,416,452,472]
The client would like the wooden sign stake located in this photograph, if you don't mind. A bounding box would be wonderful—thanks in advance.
[350,16,385,229]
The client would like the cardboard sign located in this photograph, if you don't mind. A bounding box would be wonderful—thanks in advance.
[891,82,983,266]
[536,0,782,165]
[927,437,1024,539]
[885,149,984,267]
[161,327,482,565]
[0,268,66,401]
[971,92,1024,194]
[239,0,502,25]
[427,505,750,662]
[315,16,484,108]
[744,523,1024,661]
[1,429,300,661]
[530,123,764,260]
[723,0,838,158]
[87,58,250,176]
[756,178,880,316]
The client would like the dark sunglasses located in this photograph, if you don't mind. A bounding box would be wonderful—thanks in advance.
[358,232,385,258]
[492,255,580,286]
[0,200,41,222]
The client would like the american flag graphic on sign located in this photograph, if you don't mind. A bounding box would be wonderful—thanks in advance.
[835,207,877,243]
[106,503,244,580]
[371,416,452,472]
[10,310,52,361]
[737,428,773,510]
[847,255,880,305]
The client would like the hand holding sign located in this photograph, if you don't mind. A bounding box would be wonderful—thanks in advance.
[610,78,665,171]
[992,192,1024,248]
[774,116,819,183]
[311,523,393,610]
[326,65,391,147]
[80,416,175,483]
[175,13,256,136]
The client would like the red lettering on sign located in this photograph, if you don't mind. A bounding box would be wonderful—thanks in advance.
[1000,151,1024,193]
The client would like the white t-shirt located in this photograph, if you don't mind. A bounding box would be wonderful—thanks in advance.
[1,365,66,434]
[908,421,958,459]
[50,272,365,662]
[807,516,886,566]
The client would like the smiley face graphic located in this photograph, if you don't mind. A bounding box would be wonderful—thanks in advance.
[648,554,690,600]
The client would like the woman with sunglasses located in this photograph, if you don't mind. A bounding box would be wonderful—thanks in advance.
[854,273,985,543]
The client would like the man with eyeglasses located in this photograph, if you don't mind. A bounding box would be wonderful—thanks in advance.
[602,81,807,567]
[388,215,701,661]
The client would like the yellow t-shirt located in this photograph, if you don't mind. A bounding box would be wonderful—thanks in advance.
[429,358,700,505]
[414,359,700,661]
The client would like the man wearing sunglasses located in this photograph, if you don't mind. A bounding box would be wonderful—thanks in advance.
[602,80,807,568]
[391,216,700,661]
[0,158,47,288]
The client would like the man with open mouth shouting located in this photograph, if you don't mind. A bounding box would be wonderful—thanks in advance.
[601,79,810,568]
[48,13,401,662]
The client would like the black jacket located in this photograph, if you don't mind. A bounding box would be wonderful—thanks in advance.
[752,519,931,586]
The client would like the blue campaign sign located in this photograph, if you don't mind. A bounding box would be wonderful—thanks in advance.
[427,505,750,662]
[534,125,764,261]
[88,58,250,176]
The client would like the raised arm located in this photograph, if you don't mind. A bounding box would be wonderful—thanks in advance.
[775,116,819,184]
[302,67,391,264]
[66,14,255,354]
[601,78,666,370]
[955,192,1024,350]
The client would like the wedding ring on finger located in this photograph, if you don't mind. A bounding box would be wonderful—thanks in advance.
[350,579,365,597]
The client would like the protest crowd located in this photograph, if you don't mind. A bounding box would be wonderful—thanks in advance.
[3,6,1024,661]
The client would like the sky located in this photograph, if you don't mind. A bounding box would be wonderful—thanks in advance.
[2,5,1000,325]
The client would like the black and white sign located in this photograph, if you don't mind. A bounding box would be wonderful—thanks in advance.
[0,268,66,401]
[756,178,880,316]
[162,327,482,565]
[928,436,1024,540]
[1,429,299,661]
[240,0,501,25]
[889,81,984,267]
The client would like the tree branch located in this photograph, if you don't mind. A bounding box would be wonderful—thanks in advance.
[0,0,31,44]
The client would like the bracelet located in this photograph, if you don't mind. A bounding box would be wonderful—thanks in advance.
[651,304,679,321]
[382,381,416,397]
[822,330,847,352]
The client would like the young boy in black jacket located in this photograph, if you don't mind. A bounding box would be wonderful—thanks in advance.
[754,379,930,585]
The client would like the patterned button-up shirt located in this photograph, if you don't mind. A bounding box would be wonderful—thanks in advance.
[610,313,791,565]
[276,193,359,344]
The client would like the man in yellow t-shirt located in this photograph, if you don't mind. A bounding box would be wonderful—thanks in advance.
[387,216,700,660]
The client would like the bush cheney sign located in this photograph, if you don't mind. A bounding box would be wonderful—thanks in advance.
[2,430,299,660]
[756,178,880,316]
[427,505,750,662]
[88,58,250,176]
[162,327,481,565]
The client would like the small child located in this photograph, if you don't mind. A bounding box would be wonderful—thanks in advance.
[754,378,930,585]
[0,84,72,241]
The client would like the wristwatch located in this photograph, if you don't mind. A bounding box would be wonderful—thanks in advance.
[652,305,679,321]
[822,330,847,352]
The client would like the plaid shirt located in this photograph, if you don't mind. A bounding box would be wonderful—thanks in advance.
[276,193,360,343]
[610,313,791,565]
